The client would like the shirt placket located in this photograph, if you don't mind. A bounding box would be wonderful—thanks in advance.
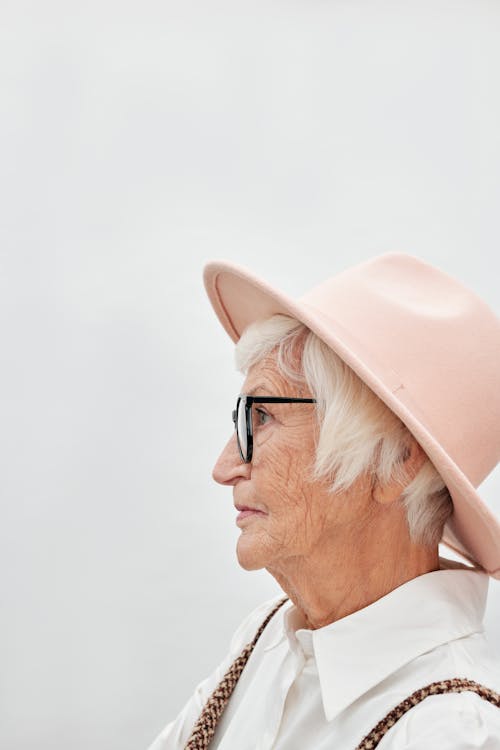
[257,635,308,750]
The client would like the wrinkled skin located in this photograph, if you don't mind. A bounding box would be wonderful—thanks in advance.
[212,353,439,629]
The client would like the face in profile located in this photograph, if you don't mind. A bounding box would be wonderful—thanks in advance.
[212,353,374,574]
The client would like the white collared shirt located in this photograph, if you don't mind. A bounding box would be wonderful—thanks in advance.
[148,560,500,749]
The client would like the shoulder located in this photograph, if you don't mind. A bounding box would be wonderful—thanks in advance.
[378,685,500,749]
[146,594,289,750]
[228,593,289,655]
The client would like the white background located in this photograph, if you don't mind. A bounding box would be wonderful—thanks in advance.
[1,2,499,749]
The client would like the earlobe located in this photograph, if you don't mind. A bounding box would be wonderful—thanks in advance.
[373,478,405,506]
[372,439,427,506]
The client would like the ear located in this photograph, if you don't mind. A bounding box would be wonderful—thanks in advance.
[372,438,427,506]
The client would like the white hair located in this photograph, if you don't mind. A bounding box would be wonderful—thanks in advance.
[235,314,453,548]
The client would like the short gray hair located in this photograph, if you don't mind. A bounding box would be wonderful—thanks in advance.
[235,314,453,548]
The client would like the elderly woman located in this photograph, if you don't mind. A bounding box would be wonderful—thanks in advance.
[149,254,500,750]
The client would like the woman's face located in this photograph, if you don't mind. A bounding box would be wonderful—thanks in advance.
[212,353,370,571]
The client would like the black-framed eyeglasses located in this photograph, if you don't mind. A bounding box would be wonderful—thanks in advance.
[232,395,317,463]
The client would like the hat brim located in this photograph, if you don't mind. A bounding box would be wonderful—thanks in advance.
[204,260,500,580]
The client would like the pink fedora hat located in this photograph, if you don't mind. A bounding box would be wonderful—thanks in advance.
[203,253,500,579]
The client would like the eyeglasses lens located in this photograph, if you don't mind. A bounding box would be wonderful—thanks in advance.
[237,398,248,460]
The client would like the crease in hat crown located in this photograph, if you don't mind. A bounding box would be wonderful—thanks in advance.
[203,253,500,578]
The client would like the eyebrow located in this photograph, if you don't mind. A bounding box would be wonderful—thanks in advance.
[245,384,272,397]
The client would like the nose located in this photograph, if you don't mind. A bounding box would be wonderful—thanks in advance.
[212,433,251,486]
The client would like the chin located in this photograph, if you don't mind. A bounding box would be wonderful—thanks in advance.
[236,536,268,571]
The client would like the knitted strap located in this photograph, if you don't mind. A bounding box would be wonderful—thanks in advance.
[184,596,289,750]
[355,678,500,750]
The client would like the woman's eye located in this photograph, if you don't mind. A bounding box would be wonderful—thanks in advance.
[255,408,272,426]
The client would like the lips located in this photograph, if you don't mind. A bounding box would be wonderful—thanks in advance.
[235,503,266,513]
[235,506,267,526]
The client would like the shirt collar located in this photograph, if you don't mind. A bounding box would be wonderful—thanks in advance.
[274,560,489,723]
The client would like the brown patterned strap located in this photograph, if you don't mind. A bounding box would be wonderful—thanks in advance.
[355,678,500,750]
[184,596,289,749]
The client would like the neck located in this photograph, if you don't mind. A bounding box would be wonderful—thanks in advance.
[266,523,440,630]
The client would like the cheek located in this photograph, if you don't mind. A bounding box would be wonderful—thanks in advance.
[254,434,317,521]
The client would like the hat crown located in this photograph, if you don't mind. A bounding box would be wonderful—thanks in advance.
[299,254,500,486]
